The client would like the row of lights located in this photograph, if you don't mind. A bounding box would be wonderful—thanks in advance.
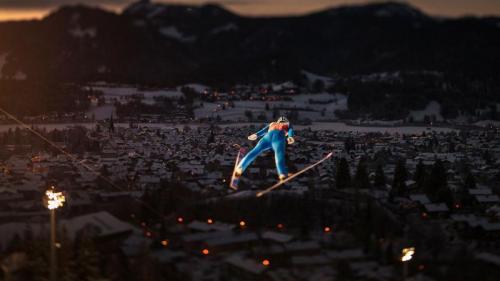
[176,216,334,233]
[134,214,335,271]
[201,247,270,267]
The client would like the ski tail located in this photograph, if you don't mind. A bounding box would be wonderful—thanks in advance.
[256,152,334,197]
[229,147,247,190]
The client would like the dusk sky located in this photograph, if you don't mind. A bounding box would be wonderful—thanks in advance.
[1,0,500,21]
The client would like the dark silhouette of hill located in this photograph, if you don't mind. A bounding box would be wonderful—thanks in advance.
[1,1,499,118]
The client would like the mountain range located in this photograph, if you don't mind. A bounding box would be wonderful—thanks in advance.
[0,0,499,86]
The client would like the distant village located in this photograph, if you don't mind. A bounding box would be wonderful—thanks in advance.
[0,122,500,281]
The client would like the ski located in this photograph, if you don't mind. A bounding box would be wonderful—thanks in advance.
[256,152,334,197]
[229,147,247,190]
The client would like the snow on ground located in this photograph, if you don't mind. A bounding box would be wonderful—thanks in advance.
[13,71,26,80]
[269,81,296,92]
[353,119,403,126]
[84,85,185,119]
[69,27,97,38]
[409,101,443,122]
[301,70,335,88]
[179,83,210,93]
[357,72,402,83]
[0,122,458,134]
[221,122,457,134]
[194,93,347,122]
[159,26,196,42]
[0,53,26,80]
[211,23,238,34]
[147,6,165,18]
[474,120,500,127]
[87,104,115,120]
[89,85,184,102]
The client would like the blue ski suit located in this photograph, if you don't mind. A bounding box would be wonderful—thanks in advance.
[238,122,294,176]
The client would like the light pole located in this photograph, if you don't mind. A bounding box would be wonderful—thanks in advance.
[401,247,415,281]
[43,187,65,281]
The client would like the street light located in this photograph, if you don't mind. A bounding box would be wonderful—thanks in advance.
[43,187,65,281]
[401,247,415,281]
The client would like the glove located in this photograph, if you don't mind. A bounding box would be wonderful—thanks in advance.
[248,134,258,141]
[287,137,295,144]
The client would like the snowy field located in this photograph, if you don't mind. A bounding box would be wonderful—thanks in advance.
[194,93,348,121]
[87,104,116,120]
[0,122,458,134]
[409,101,443,122]
[84,83,210,120]
[88,85,186,104]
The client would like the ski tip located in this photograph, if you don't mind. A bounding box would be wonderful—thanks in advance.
[256,192,264,197]
[326,152,334,158]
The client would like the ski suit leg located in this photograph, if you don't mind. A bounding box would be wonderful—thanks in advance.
[238,139,271,173]
[271,137,287,176]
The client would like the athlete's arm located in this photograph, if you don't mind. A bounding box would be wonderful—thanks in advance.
[287,125,295,144]
[248,123,270,141]
[256,124,270,137]
[287,125,294,138]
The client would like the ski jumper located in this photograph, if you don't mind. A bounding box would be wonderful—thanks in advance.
[238,122,294,176]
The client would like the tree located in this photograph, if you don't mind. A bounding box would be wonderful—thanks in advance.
[354,159,371,189]
[458,172,476,207]
[374,164,386,189]
[109,114,115,133]
[344,137,355,153]
[425,160,448,201]
[335,158,351,189]
[312,79,325,93]
[414,159,426,191]
[244,110,253,121]
[74,235,103,281]
[464,172,476,190]
[391,159,407,196]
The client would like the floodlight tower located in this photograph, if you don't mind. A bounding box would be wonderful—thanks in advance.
[43,187,65,281]
[401,247,415,281]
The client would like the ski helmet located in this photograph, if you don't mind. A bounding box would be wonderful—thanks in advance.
[277,116,289,123]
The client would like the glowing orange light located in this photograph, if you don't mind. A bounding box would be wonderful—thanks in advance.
[455,204,460,209]
[262,259,270,266]
[324,226,331,233]
[239,220,246,227]
[277,223,284,229]
[145,231,152,237]
[161,240,169,247]
[421,212,428,218]
[202,248,210,255]
[177,217,184,223]
[207,218,214,224]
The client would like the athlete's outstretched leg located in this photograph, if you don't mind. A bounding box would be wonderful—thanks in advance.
[237,140,271,175]
[272,139,287,179]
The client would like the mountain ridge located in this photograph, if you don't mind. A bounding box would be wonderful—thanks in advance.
[0,1,498,87]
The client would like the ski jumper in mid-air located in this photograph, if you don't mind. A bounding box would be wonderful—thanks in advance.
[235,116,295,181]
